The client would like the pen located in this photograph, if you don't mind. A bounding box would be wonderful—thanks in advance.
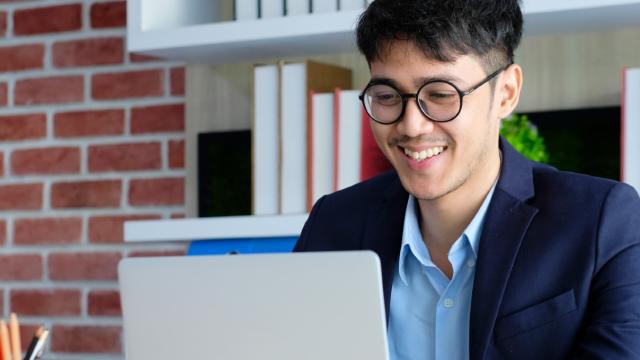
[0,320,12,360]
[26,329,48,360]
[22,327,43,360]
[9,314,21,360]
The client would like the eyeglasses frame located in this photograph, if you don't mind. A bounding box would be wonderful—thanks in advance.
[358,63,513,124]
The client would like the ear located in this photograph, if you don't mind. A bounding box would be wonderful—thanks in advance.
[495,64,523,119]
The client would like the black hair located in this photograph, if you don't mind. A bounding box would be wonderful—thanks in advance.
[356,0,523,72]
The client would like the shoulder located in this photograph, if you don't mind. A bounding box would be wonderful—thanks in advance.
[294,170,404,252]
[309,170,404,227]
[527,162,640,257]
[529,162,636,208]
[321,170,402,209]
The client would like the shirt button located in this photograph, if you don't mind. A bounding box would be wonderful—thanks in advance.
[443,298,454,308]
[467,259,476,268]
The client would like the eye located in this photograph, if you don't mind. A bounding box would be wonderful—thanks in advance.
[428,91,456,100]
[365,84,402,107]
[373,92,400,105]
[421,88,458,105]
[420,82,459,104]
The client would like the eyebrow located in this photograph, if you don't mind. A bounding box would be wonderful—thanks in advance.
[368,74,466,91]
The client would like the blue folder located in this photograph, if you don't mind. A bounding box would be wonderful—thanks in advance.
[187,236,298,256]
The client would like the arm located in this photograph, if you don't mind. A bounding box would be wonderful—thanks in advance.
[573,183,640,358]
[293,195,326,252]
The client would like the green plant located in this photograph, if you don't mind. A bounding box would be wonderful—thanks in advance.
[500,113,549,163]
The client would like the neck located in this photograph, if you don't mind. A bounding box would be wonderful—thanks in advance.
[417,149,501,253]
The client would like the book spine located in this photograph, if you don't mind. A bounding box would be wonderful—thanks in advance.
[287,0,310,15]
[622,67,627,183]
[308,92,335,209]
[280,63,308,214]
[311,0,338,14]
[261,0,285,18]
[306,90,315,211]
[277,61,284,214]
[339,0,364,11]
[360,107,392,181]
[622,67,640,192]
[336,90,362,190]
[333,88,341,192]
[253,65,281,215]
[235,0,259,20]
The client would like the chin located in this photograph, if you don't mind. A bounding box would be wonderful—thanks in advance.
[400,169,469,202]
[398,176,445,201]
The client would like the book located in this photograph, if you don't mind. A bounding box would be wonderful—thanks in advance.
[308,92,336,209]
[198,130,252,217]
[335,89,362,190]
[187,236,298,255]
[308,89,392,209]
[622,67,640,193]
[339,0,364,11]
[359,104,393,181]
[312,0,337,13]
[281,61,352,214]
[280,63,308,214]
[253,64,281,215]
[334,88,392,190]
[261,0,284,18]
[235,0,258,21]
[286,0,310,16]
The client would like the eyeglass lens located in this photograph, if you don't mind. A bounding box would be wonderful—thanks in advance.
[362,82,462,123]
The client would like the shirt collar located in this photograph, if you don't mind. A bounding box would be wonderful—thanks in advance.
[397,182,497,285]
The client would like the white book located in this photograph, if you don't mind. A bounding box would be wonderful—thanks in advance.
[309,92,335,207]
[623,67,640,193]
[280,63,308,214]
[287,0,310,15]
[235,0,258,21]
[312,0,337,14]
[339,0,364,11]
[253,64,280,215]
[336,90,362,190]
[261,0,284,18]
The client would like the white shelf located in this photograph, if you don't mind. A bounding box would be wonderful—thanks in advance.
[124,214,309,243]
[128,0,640,64]
[128,1,361,64]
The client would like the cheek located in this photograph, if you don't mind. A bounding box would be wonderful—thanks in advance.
[370,122,391,151]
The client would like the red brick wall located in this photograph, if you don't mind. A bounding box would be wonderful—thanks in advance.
[0,1,187,358]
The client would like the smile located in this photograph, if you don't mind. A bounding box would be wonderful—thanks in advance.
[402,146,447,162]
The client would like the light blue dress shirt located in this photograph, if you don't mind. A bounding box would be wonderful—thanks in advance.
[388,184,496,360]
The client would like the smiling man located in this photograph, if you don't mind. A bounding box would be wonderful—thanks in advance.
[293,0,640,359]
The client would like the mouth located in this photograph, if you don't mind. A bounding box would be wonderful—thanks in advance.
[400,146,448,162]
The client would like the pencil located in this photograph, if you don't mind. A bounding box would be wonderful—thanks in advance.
[22,327,43,360]
[27,329,48,360]
[0,320,11,360]
[9,314,20,360]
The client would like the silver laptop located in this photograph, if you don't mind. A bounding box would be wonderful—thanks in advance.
[118,251,389,360]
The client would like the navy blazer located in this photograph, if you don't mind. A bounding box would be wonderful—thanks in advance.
[294,138,640,359]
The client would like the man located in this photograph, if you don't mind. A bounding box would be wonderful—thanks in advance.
[294,0,640,359]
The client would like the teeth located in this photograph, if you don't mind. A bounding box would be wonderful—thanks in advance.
[403,146,445,161]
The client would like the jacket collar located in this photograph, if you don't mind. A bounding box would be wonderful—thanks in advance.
[362,137,539,359]
[495,136,536,202]
[470,138,539,360]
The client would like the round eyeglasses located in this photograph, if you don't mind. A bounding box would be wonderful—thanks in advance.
[359,64,511,124]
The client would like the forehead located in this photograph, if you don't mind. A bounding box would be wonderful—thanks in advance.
[369,40,485,87]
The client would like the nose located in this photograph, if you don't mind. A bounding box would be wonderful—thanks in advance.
[395,97,435,137]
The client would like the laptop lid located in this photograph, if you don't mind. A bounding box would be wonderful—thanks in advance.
[118,251,389,360]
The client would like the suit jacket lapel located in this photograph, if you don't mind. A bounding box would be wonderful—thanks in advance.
[361,175,407,323]
[469,138,539,360]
